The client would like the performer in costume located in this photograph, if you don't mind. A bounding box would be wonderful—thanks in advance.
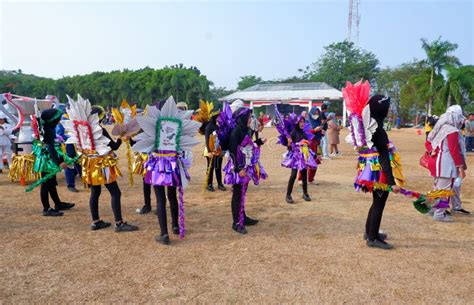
[132,97,201,245]
[64,96,138,232]
[425,105,468,221]
[56,114,81,192]
[37,109,76,216]
[300,106,323,184]
[219,104,267,234]
[132,149,153,214]
[0,115,13,173]
[274,108,317,203]
[343,81,404,250]
[195,101,225,192]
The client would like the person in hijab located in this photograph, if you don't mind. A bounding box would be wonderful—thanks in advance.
[204,113,225,192]
[425,105,467,222]
[228,108,260,234]
[303,106,323,184]
[365,95,400,250]
[327,112,342,156]
[285,116,314,203]
[39,108,75,216]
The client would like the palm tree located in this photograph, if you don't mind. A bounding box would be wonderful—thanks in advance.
[441,65,474,108]
[420,37,459,115]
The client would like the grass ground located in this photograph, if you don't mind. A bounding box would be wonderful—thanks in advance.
[1,128,473,303]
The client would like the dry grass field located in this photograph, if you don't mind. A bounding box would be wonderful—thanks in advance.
[1,127,473,304]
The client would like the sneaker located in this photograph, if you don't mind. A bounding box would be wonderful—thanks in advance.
[244,216,259,226]
[115,222,139,232]
[55,202,75,210]
[363,232,388,241]
[302,194,311,202]
[155,234,170,245]
[433,215,454,222]
[445,210,452,216]
[367,239,393,250]
[321,156,331,160]
[136,205,152,215]
[206,185,215,192]
[91,220,111,231]
[232,223,247,234]
[67,186,79,193]
[286,195,295,204]
[452,208,471,215]
[335,152,343,156]
[218,184,227,191]
[43,208,64,217]
[172,226,180,235]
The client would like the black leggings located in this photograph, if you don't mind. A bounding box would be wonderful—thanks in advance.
[206,156,223,186]
[231,184,242,224]
[143,178,151,208]
[89,181,123,223]
[287,168,308,196]
[365,191,389,241]
[154,186,178,236]
[40,173,62,211]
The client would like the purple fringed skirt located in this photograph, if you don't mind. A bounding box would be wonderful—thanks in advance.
[223,158,267,185]
[281,145,318,170]
[143,151,190,187]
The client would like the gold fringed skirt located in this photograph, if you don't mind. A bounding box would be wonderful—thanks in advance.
[8,154,40,183]
[80,154,121,186]
[132,152,148,177]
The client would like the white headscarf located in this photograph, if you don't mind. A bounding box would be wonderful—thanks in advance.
[427,105,465,149]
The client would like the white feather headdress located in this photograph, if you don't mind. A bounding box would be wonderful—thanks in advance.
[63,94,111,156]
[132,96,201,153]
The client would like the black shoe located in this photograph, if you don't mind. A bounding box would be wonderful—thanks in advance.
[286,195,294,204]
[206,185,215,192]
[367,239,393,250]
[302,194,311,201]
[244,216,259,226]
[137,205,152,215]
[43,208,64,217]
[55,202,75,210]
[172,226,180,235]
[232,223,247,234]
[91,220,111,231]
[364,232,388,241]
[115,222,139,232]
[67,186,79,193]
[218,184,227,191]
[155,234,170,245]
[453,208,471,215]
[445,210,452,216]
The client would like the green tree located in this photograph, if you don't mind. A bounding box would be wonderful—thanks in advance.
[437,65,474,110]
[303,40,379,89]
[237,75,263,90]
[420,37,459,115]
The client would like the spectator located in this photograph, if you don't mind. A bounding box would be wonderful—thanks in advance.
[465,113,474,152]
[0,115,13,173]
[320,103,330,159]
[327,113,342,156]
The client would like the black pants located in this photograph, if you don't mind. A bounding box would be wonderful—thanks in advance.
[231,184,247,224]
[154,186,178,236]
[40,173,62,211]
[287,168,308,196]
[143,178,151,208]
[206,156,223,186]
[365,191,389,241]
[89,181,123,223]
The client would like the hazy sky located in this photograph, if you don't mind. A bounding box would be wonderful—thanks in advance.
[1,0,472,89]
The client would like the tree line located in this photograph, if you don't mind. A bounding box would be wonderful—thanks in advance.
[1,38,472,123]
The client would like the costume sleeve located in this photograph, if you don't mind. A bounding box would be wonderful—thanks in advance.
[425,140,433,152]
[447,132,463,167]
[103,128,122,151]
[372,128,395,186]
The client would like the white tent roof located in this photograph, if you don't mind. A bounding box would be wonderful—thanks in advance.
[221,82,342,101]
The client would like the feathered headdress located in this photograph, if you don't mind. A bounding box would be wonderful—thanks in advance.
[342,80,377,150]
[273,105,314,146]
[111,100,139,137]
[132,96,201,154]
[63,95,111,156]
[194,100,220,135]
